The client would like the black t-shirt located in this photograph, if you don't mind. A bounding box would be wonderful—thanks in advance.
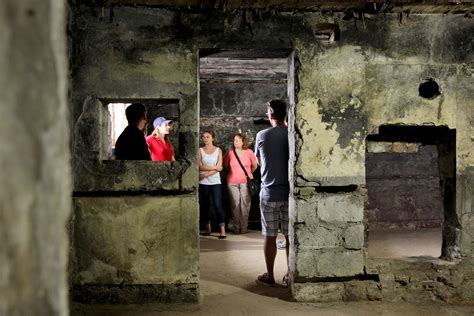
[115,125,151,160]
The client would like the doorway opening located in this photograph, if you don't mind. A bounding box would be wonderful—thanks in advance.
[198,49,295,294]
[366,125,457,260]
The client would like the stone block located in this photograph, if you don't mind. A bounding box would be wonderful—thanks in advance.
[343,281,368,301]
[317,193,364,223]
[367,141,421,153]
[378,282,406,302]
[366,141,393,153]
[296,187,316,196]
[367,282,383,301]
[343,224,365,250]
[296,250,364,278]
[436,269,463,288]
[460,280,474,301]
[295,224,340,250]
[460,224,472,257]
[294,196,318,224]
[292,282,344,302]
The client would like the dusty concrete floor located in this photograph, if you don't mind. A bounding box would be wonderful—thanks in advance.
[368,227,442,258]
[72,229,474,315]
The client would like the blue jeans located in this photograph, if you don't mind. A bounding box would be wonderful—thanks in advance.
[199,184,225,227]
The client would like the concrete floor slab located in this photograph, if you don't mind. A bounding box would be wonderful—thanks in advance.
[72,230,474,315]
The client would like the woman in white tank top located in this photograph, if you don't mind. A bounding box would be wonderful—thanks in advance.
[199,131,226,239]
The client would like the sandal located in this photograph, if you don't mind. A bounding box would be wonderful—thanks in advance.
[256,273,275,287]
[282,275,289,288]
[218,235,226,239]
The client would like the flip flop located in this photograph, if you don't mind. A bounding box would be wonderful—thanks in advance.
[218,235,226,239]
[256,273,275,287]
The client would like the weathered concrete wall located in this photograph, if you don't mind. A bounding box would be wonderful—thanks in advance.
[71,195,198,303]
[200,81,286,148]
[69,6,474,303]
[366,144,444,228]
[291,16,473,301]
[0,1,70,315]
[292,190,365,280]
[69,7,200,303]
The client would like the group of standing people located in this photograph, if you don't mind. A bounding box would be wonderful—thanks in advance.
[114,103,175,162]
[199,131,258,239]
[115,100,290,288]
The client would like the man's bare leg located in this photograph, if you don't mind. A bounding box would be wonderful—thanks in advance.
[264,235,277,277]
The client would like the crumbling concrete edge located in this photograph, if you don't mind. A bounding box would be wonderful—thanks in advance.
[71,283,199,304]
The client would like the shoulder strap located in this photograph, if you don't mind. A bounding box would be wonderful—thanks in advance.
[233,149,250,179]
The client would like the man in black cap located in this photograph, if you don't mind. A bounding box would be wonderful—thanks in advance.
[114,103,151,160]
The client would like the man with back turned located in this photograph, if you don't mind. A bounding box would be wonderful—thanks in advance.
[254,99,290,287]
[115,103,151,160]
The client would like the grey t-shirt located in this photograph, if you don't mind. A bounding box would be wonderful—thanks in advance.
[255,126,289,201]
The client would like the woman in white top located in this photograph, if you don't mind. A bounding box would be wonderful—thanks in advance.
[199,131,226,239]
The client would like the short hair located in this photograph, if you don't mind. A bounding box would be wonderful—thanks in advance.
[267,99,287,121]
[232,132,249,150]
[125,103,146,125]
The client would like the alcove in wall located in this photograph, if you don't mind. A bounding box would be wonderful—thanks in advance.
[366,125,457,260]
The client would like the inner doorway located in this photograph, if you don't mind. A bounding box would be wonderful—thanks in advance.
[366,125,457,260]
[198,49,295,292]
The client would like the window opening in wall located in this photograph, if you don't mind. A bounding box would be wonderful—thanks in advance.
[366,125,457,260]
[108,103,131,155]
[313,23,340,42]
[104,99,180,160]
[198,49,295,287]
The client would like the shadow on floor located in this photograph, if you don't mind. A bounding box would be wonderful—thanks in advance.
[200,230,291,301]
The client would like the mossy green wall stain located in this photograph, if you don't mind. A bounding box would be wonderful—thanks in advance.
[292,40,464,182]
[294,44,367,179]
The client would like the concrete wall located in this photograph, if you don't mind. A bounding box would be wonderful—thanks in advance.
[0,1,70,315]
[69,6,474,303]
[366,144,444,228]
[200,81,286,149]
[69,7,200,303]
[71,196,198,303]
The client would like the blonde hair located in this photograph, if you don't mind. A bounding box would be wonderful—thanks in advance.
[152,125,172,145]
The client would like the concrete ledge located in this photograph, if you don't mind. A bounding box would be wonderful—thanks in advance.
[71,283,199,304]
[292,282,344,302]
